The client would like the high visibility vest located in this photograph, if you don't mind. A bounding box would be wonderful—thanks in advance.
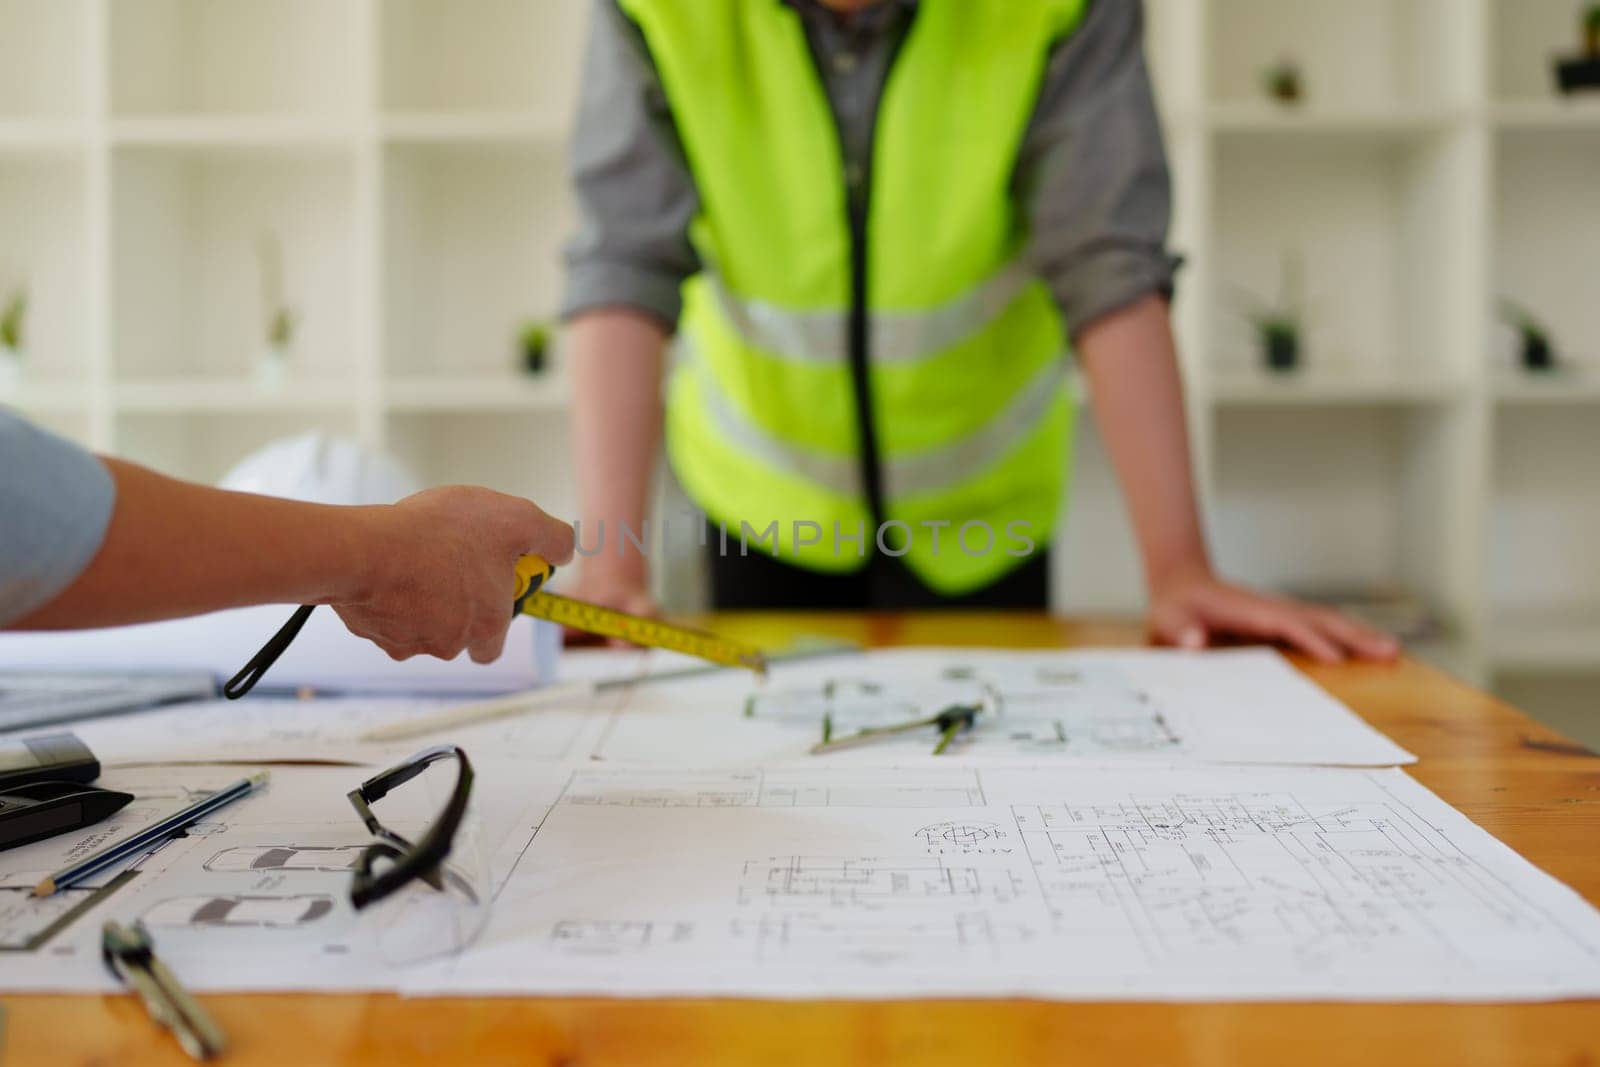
[621,0,1084,595]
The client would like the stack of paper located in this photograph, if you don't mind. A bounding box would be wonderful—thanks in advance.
[0,607,560,696]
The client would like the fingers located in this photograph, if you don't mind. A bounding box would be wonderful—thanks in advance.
[336,606,488,664]
[467,605,514,665]
[1250,600,1399,663]
[1151,576,1402,665]
[1266,611,1345,664]
[1149,602,1209,651]
[1174,622,1207,651]
[1207,594,1344,663]
[503,499,576,567]
[1188,590,1344,663]
[1309,608,1400,662]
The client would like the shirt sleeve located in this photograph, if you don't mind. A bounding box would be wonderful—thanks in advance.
[560,0,702,330]
[1015,0,1180,341]
[0,412,115,626]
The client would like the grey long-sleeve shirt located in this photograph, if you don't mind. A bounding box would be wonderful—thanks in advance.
[0,412,115,626]
[562,0,1177,341]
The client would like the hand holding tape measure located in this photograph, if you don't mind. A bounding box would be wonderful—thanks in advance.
[225,555,766,699]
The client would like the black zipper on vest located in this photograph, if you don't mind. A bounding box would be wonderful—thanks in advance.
[845,179,884,531]
[837,22,914,537]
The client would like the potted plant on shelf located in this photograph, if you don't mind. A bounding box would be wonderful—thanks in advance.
[255,233,296,391]
[1261,57,1304,106]
[518,319,552,377]
[1499,300,1558,373]
[0,287,25,390]
[1236,251,1306,374]
[1555,4,1600,94]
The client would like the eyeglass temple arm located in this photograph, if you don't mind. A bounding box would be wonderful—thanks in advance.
[355,744,462,803]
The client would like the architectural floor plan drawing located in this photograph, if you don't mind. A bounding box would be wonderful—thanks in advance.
[46,648,1411,770]
[586,648,1415,766]
[740,665,1179,756]
[405,762,1600,1001]
[559,766,988,809]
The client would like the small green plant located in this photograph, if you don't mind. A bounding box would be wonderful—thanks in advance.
[1236,251,1305,372]
[1500,299,1557,372]
[266,307,295,348]
[519,319,552,375]
[0,289,24,353]
[1586,3,1600,55]
[1261,57,1304,105]
[257,232,295,351]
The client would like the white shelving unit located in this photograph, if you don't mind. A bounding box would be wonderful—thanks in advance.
[0,0,581,504]
[1140,0,1599,692]
[0,0,1595,696]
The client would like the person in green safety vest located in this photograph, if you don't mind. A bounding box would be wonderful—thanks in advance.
[561,0,1398,663]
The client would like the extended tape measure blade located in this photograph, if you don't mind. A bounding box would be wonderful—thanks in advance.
[519,592,766,675]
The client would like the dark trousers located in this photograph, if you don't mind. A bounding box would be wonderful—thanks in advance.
[705,522,1051,611]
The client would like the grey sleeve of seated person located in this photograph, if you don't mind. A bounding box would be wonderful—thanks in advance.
[0,412,116,626]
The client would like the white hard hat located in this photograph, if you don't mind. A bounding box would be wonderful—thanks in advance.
[219,433,421,506]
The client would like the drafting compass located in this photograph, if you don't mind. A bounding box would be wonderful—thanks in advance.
[810,702,985,756]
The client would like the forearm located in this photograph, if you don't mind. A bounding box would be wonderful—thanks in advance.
[14,457,381,629]
[567,308,668,578]
[1076,294,1211,590]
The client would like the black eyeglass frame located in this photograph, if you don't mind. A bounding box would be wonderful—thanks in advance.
[346,744,475,911]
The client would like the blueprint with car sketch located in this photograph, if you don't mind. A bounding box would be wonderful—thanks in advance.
[0,761,568,992]
[403,762,1600,1002]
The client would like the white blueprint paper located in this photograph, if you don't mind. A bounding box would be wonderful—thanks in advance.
[585,647,1416,767]
[48,648,651,766]
[402,762,1600,1002]
[57,647,1411,769]
[61,694,612,767]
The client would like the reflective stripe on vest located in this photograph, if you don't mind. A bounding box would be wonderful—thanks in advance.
[691,340,1065,502]
[708,257,1036,366]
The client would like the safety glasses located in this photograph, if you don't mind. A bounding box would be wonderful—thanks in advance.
[346,745,490,964]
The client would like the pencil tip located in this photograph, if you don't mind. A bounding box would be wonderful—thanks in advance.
[249,771,270,787]
[32,879,53,898]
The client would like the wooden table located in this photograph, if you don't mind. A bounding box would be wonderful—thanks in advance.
[8,614,1599,1066]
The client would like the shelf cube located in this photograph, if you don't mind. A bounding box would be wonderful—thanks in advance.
[1209,0,1472,108]
[111,144,357,385]
[0,0,87,117]
[1210,128,1476,380]
[1495,131,1600,373]
[115,410,360,487]
[382,142,570,378]
[110,0,356,117]
[0,151,88,385]
[385,411,576,515]
[381,0,588,115]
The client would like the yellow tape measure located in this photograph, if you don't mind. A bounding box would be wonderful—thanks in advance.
[513,556,767,676]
